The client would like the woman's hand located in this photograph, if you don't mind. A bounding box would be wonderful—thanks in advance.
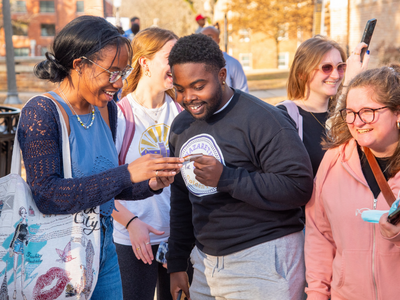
[379,212,400,239]
[127,218,165,265]
[149,174,177,191]
[344,42,370,86]
[127,155,184,183]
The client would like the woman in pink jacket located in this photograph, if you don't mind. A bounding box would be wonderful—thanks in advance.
[305,64,400,300]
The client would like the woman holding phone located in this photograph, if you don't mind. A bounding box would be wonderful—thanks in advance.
[305,65,400,300]
[278,36,370,178]
[18,16,183,299]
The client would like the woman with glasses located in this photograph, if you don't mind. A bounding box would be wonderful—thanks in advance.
[305,65,400,300]
[18,16,183,299]
[278,36,370,178]
[111,28,182,300]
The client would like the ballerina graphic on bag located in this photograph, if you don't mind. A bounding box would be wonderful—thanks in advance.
[9,206,29,300]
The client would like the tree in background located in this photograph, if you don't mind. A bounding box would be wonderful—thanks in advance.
[227,0,314,67]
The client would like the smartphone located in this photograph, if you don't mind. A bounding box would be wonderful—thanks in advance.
[155,241,168,264]
[177,290,182,300]
[387,206,400,225]
[183,154,203,162]
[360,18,377,62]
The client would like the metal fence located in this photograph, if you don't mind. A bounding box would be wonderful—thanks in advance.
[0,106,20,177]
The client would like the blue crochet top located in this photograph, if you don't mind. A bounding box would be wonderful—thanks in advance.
[17,95,157,215]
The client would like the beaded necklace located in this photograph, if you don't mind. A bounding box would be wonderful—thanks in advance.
[58,87,95,129]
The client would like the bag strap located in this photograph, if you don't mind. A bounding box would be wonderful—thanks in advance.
[364,147,396,207]
[10,95,72,179]
[277,100,303,140]
[117,96,135,165]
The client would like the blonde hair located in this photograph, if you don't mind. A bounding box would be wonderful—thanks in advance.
[122,27,178,99]
[325,64,400,178]
[287,35,347,100]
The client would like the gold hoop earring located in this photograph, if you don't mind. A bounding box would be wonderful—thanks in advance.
[145,70,151,77]
[397,121,400,130]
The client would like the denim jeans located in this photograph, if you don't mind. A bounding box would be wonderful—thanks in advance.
[91,216,123,300]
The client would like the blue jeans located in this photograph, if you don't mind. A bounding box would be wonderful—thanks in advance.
[91,216,123,300]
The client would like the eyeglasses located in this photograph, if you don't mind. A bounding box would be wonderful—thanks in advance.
[81,56,133,83]
[340,106,389,124]
[317,62,347,75]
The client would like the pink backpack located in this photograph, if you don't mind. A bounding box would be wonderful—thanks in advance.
[276,100,303,141]
[117,96,183,165]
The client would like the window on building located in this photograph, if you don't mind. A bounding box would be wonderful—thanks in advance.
[76,1,84,13]
[41,24,56,36]
[14,1,27,13]
[239,29,250,43]
[15,48,30,56]
[239,53,252,70]
[12,23,28,36]
[278,52,289,69]
[41,47,48,56]
[40,1,55,13]
[278,24,289,41]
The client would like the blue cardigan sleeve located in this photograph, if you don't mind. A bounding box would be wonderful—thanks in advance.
[18,96,155,215]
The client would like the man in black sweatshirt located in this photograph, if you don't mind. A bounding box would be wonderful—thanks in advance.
[166,34,313,300]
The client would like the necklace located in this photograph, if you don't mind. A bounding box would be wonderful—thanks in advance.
[58,87,95,129]
[132,93,165,124]
[300,99,329,130]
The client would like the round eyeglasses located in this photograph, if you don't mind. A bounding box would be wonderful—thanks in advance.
[81,56,133,83]
[317,62,347,76]
[340,106,389,124]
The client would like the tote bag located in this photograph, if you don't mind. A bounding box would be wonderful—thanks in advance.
[0,97,100,300]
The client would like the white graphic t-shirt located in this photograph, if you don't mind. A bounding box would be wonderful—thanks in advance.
[113,94,180,246]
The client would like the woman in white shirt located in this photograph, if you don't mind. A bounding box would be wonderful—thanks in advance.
[112,28,180,300]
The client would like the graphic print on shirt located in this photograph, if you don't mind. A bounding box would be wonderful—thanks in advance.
[139,124,170,157]
[180,134,225,196]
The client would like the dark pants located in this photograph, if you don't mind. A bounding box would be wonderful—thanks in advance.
[116,243,172,300]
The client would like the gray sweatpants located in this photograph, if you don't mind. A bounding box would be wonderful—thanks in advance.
[189,231,305,300]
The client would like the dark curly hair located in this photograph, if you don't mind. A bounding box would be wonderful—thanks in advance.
[168,34,225,74]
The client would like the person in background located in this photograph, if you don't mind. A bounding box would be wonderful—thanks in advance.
[112,27,183,300]
[194,14,206,34]
[305,64,400,300]
[124,16,140,41]
[19,15,183,299]
[201,26,248,93]
[167,34,313,300]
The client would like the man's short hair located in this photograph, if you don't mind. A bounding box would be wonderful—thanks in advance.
[130,17,139,23]
[169,34,225,73]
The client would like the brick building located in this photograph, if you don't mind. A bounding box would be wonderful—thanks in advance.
[330,0,400,67]
[0,0,113,57]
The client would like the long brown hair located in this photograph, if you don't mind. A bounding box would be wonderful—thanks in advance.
[122,27,178,99]
[325,64,400,177]
[287,35,346,100]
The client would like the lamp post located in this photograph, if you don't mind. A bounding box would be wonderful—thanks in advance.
[114,0,121,27]
[3,0,22,104]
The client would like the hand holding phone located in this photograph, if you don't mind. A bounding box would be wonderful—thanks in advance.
[360,18,377,62]
[387,206,400,225]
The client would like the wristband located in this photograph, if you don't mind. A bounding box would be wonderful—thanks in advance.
[126,216,138,229]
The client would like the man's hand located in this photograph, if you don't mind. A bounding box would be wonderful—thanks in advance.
[170,271,191,300]
[193,155,223,187]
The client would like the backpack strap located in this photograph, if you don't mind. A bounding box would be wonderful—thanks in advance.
[277,100,303,141]
[117,96,135,165]
[175,101,183,112]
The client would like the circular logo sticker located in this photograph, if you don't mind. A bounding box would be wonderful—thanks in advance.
[180,134,225,196]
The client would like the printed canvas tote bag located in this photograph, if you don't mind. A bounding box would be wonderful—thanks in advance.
[0,97,100,300]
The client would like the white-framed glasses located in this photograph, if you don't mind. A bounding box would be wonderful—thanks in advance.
[81,56,133,83]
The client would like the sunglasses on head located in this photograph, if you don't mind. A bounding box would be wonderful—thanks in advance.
[317,62,347,75]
